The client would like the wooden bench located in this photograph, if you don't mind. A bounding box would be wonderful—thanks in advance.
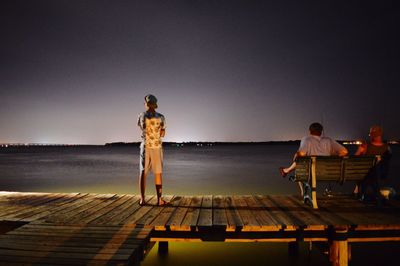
[293,155,380,209]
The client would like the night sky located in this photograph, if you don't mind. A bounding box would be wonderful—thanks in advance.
[1,1,398,144]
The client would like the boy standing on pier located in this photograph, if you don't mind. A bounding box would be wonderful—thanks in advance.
[137,94,167,206]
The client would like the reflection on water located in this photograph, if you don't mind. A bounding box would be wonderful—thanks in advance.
[143,242,327,266]
[142,242,400,266]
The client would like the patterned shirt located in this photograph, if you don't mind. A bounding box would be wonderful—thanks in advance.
[137,111,166,149]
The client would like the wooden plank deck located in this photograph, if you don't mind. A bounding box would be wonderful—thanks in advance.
[0,223,152,265]
[1,191,400,265]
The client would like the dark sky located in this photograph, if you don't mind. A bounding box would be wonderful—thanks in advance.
[1,1,398,144]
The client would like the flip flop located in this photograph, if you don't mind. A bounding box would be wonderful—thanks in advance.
[279,167,287,178]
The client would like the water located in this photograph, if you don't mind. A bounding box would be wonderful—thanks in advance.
[3,144,398,194]
[1,144,399,265]
[1,144,304,194]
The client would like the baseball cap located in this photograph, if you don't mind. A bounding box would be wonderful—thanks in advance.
[145,94,158,108]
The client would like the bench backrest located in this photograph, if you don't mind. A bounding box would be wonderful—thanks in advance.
[294,156,378,183]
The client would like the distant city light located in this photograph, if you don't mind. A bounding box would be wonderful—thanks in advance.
[343,140,364,145]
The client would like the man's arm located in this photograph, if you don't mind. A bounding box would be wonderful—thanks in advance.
[293,151,306,162]
[137,113,144,129]
[331,139,348,156]
[338,147,348,157]
[160,115,166,137]
[354,142,367,155]
[294,137,308,161]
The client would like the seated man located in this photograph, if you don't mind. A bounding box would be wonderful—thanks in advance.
[279,122,348,198]
[354,125,392,201]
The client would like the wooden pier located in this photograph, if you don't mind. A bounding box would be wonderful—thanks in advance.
[1,191,400,265]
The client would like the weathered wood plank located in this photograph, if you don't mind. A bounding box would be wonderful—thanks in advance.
[0,249,132,260]
[20,223,152,232]
[321,196,394,226]
[0,242,141,253]
[0,234,148,246]
[0,225,152,237]
[43,194,116,224]
[0,193,67,218]
[273,195,327,230]
[212,195,228,228]
[37,193,95,222]
[243,195,281,231]
[0,242,137,255]
[6,227,151,237]
[224,196,244,231]
[6,231,149,240]
[266,195,308,228]
[0,255,131,265]
[1,191,400,256]
[6,222,151,235]
[287,195,351,227]
[151,196,183,230]
[73,194,133,224]
[14,193,90,222]
[0,192,51,209]
[3,193,82,221]
[63,194,129,224]
[121,196,157,225]
[197,195,213,227]
[181,196,202,230]
[0,223,151,265]
[0,232,147,245]
[255,195,297,230]
[0,192,49,208]
[233,195,260,231]
[135,195,174,226]
[166,196,192,230]
[89,195,141,225]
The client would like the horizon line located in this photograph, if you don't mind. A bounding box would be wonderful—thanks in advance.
[1,139,399,147]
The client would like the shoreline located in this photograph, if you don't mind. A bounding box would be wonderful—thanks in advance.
[3,140,400,148]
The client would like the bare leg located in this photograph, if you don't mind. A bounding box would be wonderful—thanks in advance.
[353,184,359,194]
[139,171,147,205]
[283,162,297,174]
[155,173,166,205]
[297,181,304,196]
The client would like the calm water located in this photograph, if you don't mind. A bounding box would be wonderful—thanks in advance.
[1,144,399,265]
[2,144,399,195]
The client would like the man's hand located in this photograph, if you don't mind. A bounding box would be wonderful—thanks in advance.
[338,149,349,157]
[354,142,367,156]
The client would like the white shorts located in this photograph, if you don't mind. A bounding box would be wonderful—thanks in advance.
[140,146,163,174]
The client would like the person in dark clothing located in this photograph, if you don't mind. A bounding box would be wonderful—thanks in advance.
[354,125,392,201]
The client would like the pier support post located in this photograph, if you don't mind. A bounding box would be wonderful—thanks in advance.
[329,240,348,266]
[329,228,348,266]
[288,241,299,256]
[158,241,169,255]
